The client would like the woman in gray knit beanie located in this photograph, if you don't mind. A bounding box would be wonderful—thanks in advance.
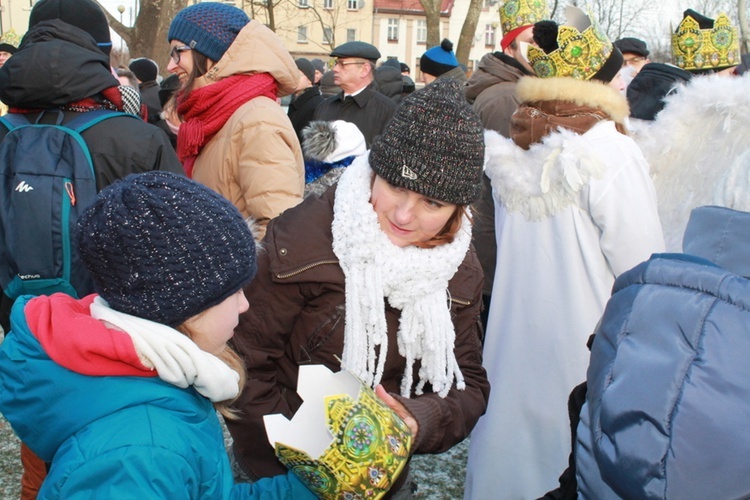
[0,172,314,498]
[226,79,490,498]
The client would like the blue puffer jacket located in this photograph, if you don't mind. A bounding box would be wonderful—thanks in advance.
[576,206,750,499]
[0,295,313,499]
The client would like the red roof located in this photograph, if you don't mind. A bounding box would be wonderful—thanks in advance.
[373,0,454,14]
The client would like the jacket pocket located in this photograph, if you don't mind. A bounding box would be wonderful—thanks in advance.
[298,303,345,363]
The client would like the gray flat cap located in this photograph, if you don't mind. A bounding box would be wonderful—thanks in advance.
[330,41,380,61]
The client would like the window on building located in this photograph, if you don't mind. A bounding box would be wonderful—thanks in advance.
[298,0,308,7]
[324,0,334,8]
[416,20,427,44]
[387,18,399,41]
[347,29,356,43]
[348,0,359,10]
[297,26,308,43]
[484,24,496,46]
[323,27,333,45]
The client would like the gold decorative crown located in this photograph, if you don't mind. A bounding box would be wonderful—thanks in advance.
[527,7,613,80]
[672,13,740,72]
[0,29,20,48]
[275,387,412,500]
[499,0,548,34]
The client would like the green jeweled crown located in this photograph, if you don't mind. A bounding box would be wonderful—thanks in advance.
[499,0,549,34]
[275,387,413,500]
[527,8,613,80]
[672,13,740,72]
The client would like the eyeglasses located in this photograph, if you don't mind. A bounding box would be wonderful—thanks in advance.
[623,56,646,67]
[334,60,366,68]
[170,45,192,65]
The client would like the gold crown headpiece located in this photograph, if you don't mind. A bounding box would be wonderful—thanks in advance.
[527,7,614,80]
[499,0,549,34]
[0,29,20,48]
[264,366,413,500]
[672,13,740,72]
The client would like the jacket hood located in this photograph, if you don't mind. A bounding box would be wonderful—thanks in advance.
[465,53,529,102]
[516,76,630,125]
[199,20,298,98]
[0,295,194,461]
[0,20,118,108]
[683,206,750,277]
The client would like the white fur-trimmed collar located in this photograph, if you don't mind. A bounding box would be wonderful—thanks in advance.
[484,126,608,220]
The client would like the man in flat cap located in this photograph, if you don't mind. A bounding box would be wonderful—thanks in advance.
[614,37,651,86]
[313,41,397,147]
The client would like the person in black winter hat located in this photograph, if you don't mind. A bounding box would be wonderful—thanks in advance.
[29,0,112,55]
[225,78,490,497]
[129,58,162,124]
[288,58,324,144]
[419,38,467,84]
[0,171,315,499]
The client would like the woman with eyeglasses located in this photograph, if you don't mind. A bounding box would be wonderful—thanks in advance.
[167,3,304,239]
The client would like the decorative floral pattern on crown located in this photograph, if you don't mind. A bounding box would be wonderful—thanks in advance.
[672,13,740,72]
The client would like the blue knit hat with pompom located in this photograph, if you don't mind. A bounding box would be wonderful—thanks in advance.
[420,39,459,77]
[75,171,257,327]
[168,3,249,62]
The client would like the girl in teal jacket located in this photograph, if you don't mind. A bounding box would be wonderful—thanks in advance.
[0,172,313,499]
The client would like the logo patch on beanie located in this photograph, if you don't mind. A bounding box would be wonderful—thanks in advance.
[401,165,418,180]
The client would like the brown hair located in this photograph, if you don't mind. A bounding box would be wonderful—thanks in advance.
[176,322,246,420]
[178,50,211,101]
[415,205,470,249]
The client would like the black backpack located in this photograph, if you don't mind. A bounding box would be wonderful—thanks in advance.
[0,109,136,300]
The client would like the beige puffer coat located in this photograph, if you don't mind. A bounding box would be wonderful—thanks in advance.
[191,21,304,237]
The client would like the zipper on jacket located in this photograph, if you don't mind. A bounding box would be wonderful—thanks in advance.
[450,297,471,306]
[61,178,74,283]
[275,259,339,279]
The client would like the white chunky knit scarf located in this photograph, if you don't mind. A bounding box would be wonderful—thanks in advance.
[332,157,472,398]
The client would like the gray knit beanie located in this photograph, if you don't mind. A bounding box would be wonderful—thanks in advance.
[75,171,257,327]
[168,3,249,62]
[369,78,484,205]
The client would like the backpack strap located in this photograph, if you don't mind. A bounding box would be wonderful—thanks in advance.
[0,113,32,131]
[64,109,139,133]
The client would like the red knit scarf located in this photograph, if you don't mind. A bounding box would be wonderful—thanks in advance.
[177,73,278,177]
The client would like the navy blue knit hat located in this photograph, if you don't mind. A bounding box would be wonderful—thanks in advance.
[168,3,249,62]
[420,39,459,77]
[75,172,257,327]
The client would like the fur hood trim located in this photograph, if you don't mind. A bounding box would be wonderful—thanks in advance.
[516,76,630,125]
[484,127,607,220]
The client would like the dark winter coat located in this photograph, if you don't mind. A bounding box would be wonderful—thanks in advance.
[375,65,405,103]
[314,81,397,147]
[287,86,324,145]
[226,186,490,492]
[138,80,163,125]
[464,52,531,296]
[0,20,183,190]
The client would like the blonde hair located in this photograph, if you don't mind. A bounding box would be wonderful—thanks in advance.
[176,322,246,420]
